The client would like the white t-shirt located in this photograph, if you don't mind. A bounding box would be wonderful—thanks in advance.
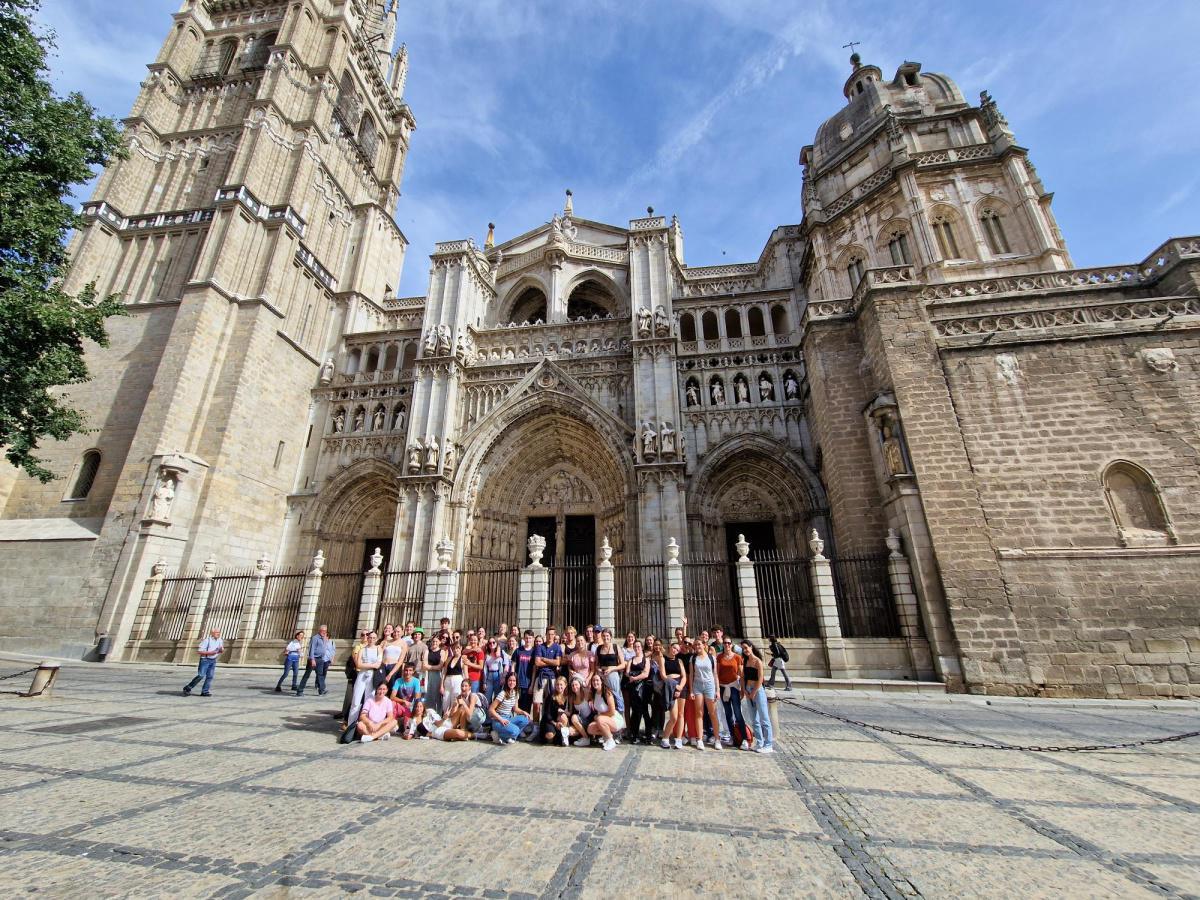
[286,640,302,656]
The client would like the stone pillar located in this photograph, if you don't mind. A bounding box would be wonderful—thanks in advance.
[596,536,615,629]
[519,534,550,633]
[886,529,936,680]
[178,557,216,664]
[233,553,271,664]
[357,547,384,633]
[421,538,458,631]
[665,537,685,629]
[732,534,763,641]
[809,530,850,679]
[127,558,167,646]
[295,550,325,638]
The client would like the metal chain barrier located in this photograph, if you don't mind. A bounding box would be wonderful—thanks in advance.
[0,665,48,698]
[781,697,1200,752]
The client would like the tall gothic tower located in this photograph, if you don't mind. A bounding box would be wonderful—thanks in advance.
[0,0,414,657]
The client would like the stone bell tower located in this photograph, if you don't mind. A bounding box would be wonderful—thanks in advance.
[0,0,415,658]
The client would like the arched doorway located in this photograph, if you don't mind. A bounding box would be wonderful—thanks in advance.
[303,460,400,572]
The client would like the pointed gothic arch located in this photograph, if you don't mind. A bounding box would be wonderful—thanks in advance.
[303,457,402,571]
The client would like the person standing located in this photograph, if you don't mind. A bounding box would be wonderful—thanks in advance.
[532,627,564,729]
[658,641,688,749]
[624,640,652,744]
[689,635,722,751]
[424,635,446,713]
[275,630,304,693]
[717,637,748,749]
[766,635,792,690]
[741,640,774,753]
[183,628,225,696]
[346,630,382,727]
[405,628,429,686]
[296,625,335,696]
[512,630,537,716]
[595,629,626,714]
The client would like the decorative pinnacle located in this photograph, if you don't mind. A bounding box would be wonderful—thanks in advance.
[843,40,861,69]
[646,205,654,216]
[564,189,573,215]
[484,222,495,249]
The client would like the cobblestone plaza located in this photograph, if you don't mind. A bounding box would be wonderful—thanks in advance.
[0,660,1197,898]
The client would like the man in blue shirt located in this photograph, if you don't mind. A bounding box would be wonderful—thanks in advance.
[296,624,336,696]
[183,628,225,696]
[512,630,537,717]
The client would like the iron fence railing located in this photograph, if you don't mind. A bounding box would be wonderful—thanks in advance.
[253,572,306,641]
[754,552,819,638]
[548,556,596,632]
[613,560,667,638]
[147,576,198,641]
[202,575,253,641]
[377,569,427,633]
[831,553,900,638]
[456,566,520,632]
[681,560,741,636]
[315,571,364,640]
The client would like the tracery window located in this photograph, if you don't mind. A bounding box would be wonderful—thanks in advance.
[846,256,865,288]
[931,216,961,260]
[980,208,1012,255]
[217,38,238,75]
[68,450,101,500]
[887,231,911,265]
[679,313,697,342]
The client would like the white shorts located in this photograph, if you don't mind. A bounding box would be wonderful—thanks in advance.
[432,724,450,741]
[533,681,548,704]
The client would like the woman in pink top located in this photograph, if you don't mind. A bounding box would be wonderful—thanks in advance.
[356,682,397,743]
[568,636,593,690]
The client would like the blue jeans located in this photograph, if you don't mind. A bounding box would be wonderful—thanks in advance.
[746,688,772,749]
[491,714,530,741]
[604,671,625,713]
[484,672,504,703]
[276,655,299,691]
[296,658,329,694]
[185,657,217,694]
[722,685,746,738]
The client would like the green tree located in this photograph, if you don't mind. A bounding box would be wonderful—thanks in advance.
[0,0,125,482]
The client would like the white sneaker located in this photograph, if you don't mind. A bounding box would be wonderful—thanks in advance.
[602,738,616,751]
[740,740,749,751]
[360,735,373,743]
[673,738,685,749]
[660,738,671,749]
[573,736,592,748]
[710,739,722,751]
[561,728,571,747]
[380,732,391,741]
[419,735,430,740]
[695,739,705,751]
[755,745,775,754]
[491,731,503,744]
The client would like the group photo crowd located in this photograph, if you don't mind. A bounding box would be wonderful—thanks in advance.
[186,619,789,753]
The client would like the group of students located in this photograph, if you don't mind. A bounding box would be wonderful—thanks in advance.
[299,618,785,753]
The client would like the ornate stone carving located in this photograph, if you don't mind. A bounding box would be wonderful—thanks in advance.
[653,305,670,337]
[710,378,725,405]
[527,533,546,568]
[784,372,799,400]
[886,528,903,559]
[734,534,750,562]
[995,353,1020,386]
[659,421,676,458]
[641,421,658,459]
[256,554,272,575]
[311,549,325,576]
[406,441,421,474]
[733,374,750,405]
[1140,347,1178,373]
[685,379,700,407]
[530,470,594,507]
[422,327,437,356]
[435,324,452,355]
[435,538,454,572]
[636,306,652,338]
[666,536,680,563]
[423,434,440,471]
[319,358,334,384]
[442,440,456,475]
[149,471,177,521]
[808,528,825,559]
[332,410,346,433]
[372,407,385,430]
[368,547,383,574]
[758,374,774,401]
[599,536,613,565]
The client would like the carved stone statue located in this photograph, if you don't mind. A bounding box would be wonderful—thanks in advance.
[710,380,725,405]
[685,382,700,407]
[784,373,799,400]
[435,324,452,356]
[641,421,658,459]
[422,328,437,355]
[353,409,365,431]
[332,411,346,433]
[734,377,749,404]
[149,473,176,521]
[881,422,907,476]
[424,434,440,470]
[660,421,676,457]
[455,333,469,362]
[653,304,670,337]
[407,442,421,474]
[319,358,334,384]
[372,408,385,430]
[636,306,653,338]
[442,440,455,474]
[759,375,774,401]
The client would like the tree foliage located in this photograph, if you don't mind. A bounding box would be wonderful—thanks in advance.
[0,0,125,482]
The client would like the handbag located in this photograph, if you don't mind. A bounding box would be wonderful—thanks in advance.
[339,721,358,744]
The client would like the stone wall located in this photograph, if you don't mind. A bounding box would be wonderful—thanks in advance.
[0,538,97,658]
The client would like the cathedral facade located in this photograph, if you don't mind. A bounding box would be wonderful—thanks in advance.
[1,0,1198,698]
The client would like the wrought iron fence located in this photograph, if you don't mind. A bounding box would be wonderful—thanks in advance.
[377,569,427,632]
[315,571,364,640]
[613,560,667,638]
[831,553,899,638]
[202,575,253,640]
[253,572,306,641]
[548,556,596,632]
[147,576,198,641]
[681,560,741,635]
[754,552,819,638]
[456,566,520,632]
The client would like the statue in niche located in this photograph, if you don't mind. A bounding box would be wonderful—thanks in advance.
[424,434,440,470]
[435,324,452,356]
[407,442,422,474]
[653,305,670,337]
[710,379,725,405]
[332,410,346,433]
[784,372,799,400]
[685,381,700,407]
[880,415,908,476]
[734,376,750,404]
[442,440,456,475]
[149,473,176,521]
[319,358,334,384]
[641,421,658,459]
[660,421,676,457]
[636,306,653,338]
[372,408,385,430]
[455,333,470,362]
[353,408,365,431]
[392,406,405,430]
[759,374,774,401]
[422,328,437,355]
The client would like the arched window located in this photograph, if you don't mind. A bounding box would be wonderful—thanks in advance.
[748,307,766,337]
[724,309,743,339]
[336,70,359,125]
[346,347,362,374]
[357,113,379,164]
[382,344,399,371]
[68,450,101,500]
[1102,462,1173,545]
[509,286,547,324]
[770,304,789,336]
[401,342,417,371]
[240,31,276,71]
[930,214,961,260]
[566,279,614,319]
[846,256,865,288]
[887,230,911,265]
[217,38,238,75]
[364,347,379,372]
[679,313,697,342]
[980,208,1012,255]
[701,311,719,341]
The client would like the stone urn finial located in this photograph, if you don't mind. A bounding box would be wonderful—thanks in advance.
[527,534,546,568]
[311,549,325,576]
[735,533,750,562]
[152,558,167,577]
[435,538,454,572]
[201,556,216,579]
[886,528,903,559]
[666,537,680,563]
[808,528,825,559]
[255,553,272,575]
[599,536,613,565]
[369,547,384,574]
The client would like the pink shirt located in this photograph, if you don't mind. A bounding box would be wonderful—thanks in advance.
[363,696,391,724]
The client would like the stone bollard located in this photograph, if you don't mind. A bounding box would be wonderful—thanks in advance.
[27,662,60,698]
[766,686,781,741]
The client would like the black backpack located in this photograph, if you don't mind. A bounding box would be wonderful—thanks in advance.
[775,642,790,663]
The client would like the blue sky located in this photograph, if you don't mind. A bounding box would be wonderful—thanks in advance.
[37,0,1200,297]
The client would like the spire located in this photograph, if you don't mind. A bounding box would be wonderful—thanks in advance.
[390,43,408,96]
[484,222,495,250]
[564,189,573,216]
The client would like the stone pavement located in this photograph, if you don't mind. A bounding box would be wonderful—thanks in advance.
[0,660,1198,899]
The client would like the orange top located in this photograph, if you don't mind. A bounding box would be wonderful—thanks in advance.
[716,652,742,686]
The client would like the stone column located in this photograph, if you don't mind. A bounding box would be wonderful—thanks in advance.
[596,536,615,629]
[178,557,216,665]
[233,553,271,664]
[732,534,763,641]
[127,558,167,648]
[357,547,384,633]
[421,538,458,631]
[665,537,685,629]
[295,550,324,638]
[885,529,936,680]
[519,534,550,633]
[808,530,850,679]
